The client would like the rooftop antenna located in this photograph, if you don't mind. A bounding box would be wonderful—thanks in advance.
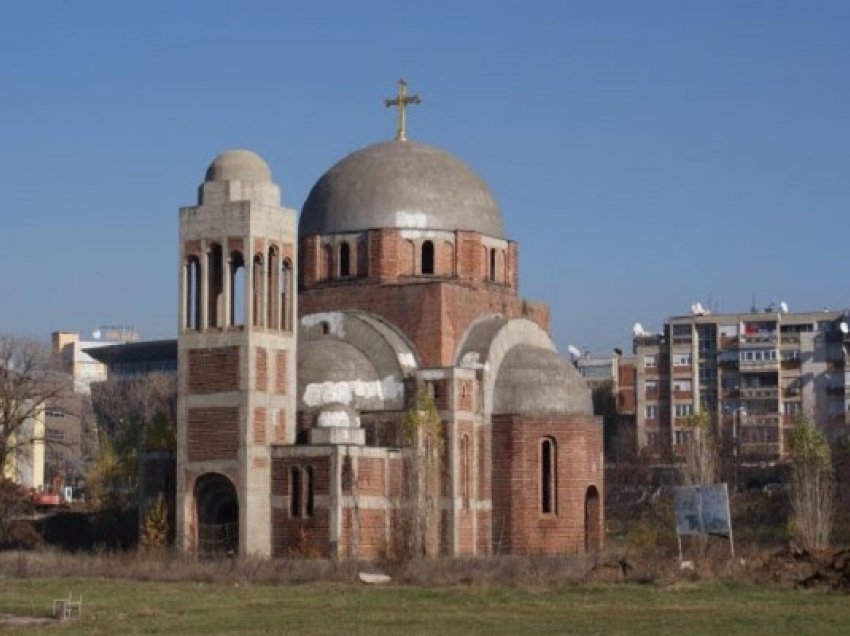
[750,293,758,314]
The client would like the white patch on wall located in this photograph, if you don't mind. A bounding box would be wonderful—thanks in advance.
[396,211,428,228]
[301,312,345,337]
[397,352,417,369]
[317,409,361,428]
[460,352,486,369]
[302,375,404,408]
[418,370,446,380]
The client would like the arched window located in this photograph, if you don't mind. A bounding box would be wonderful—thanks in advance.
[421,240,434,275]
[489,248,497,282]
[290,466,302,518]
[252,253,264,328]
[339,242,351,277]
[207,243,223,328]
[460,434,470,510]
[540,437,557,515]
[321,244,333,281]
[184,256,201,331]
[267,247,280,329]
[230,251,245,327]
[356,239,368,277]
[281,259,293,332]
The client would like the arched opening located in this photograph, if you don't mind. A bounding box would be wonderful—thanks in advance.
[207,243,224,328]
[585,485,601,552]
[489,248,496,282]
[230,251,245,327]
[339,242,351,277]
[540,437,557,515]
[195,473,238,555]
[267,247,280,329]
[184,255,201,331]
[321,244,332,281]
[252,253,264,327]
[356,239,368,277]
[421,241,434,275]
[281,259,293,332]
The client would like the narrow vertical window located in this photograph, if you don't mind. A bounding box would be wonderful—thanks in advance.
[460,434,470,510]
[290,466,302,518]
[356,239,368,277]
[305,466,314,517]
[230,251,245,327]
[267,247,280,329]
[541,437,556,514]
[281,259,293,332]
[489,248,496,282]
[421,240,434,275]
[321,244,333,281]
[339,242,351,277]
[207,243,223,328]
[252,254,264,327]
[185,256,201,330]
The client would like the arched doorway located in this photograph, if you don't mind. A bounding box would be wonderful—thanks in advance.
[585,485,601,553]
[195,473,239,555]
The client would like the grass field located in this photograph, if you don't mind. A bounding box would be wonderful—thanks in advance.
[0,578,848,635]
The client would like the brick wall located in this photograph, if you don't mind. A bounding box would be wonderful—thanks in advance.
[256,347,267,392]
[254,407,266,445]
[491,414,603,555]
[271,456,331,557]
[187,347,239,394]
[274,350,287,394]
[187,407,239,461]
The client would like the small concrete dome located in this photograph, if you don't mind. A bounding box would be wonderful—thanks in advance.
[298,339,386,411]
[494,345,593,416]
[300,140,504,238]
[204,149,272,183]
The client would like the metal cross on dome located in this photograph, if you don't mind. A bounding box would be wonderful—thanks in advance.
[384,79,421,142]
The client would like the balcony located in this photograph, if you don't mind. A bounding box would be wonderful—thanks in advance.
[739,360,779,372]
[740,442,782,458]
[745,414,782,427]
[739,334,778,346]
[780,334,801,346]
[739,387,779,399]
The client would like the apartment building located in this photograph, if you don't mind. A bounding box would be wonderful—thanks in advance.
[633,308,848,463]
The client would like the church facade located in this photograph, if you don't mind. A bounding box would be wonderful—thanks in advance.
[175,100,603,558]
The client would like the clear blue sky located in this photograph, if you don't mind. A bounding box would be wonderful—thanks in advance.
[2,1,849,356]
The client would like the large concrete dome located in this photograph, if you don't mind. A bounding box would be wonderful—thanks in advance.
[494,345,593,416]
[204,149,272,183]
[299,140,504,238]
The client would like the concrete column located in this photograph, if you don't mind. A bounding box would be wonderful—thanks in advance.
[200,242,209,331]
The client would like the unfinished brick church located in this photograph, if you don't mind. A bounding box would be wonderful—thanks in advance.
[175,84,603,558]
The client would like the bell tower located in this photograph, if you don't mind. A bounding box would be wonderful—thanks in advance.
[176,149,297,557]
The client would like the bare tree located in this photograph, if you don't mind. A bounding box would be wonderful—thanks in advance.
[788,415,834,550]
[0,335,70,485]
[88,372,176,507]
[681,410,720,486]
[396,388,444,560]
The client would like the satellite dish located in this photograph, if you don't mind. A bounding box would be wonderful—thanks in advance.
[613,347,623,357]
[632,322,645,337]
[840,322,849,335]
[567,344,582,358]
[92,329,102,340]
[779,301,789,313]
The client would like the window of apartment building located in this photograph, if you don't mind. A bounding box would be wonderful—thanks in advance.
[673,352,692,366]
[782,350,800,361]
[645,405,658,419]
[673,379,692,393]
[675,404,694,417]
[672,324,691,336]
[643,355,656,368]
[783,402,801,416]
[645,380,658,393]
[674,430,692,445]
